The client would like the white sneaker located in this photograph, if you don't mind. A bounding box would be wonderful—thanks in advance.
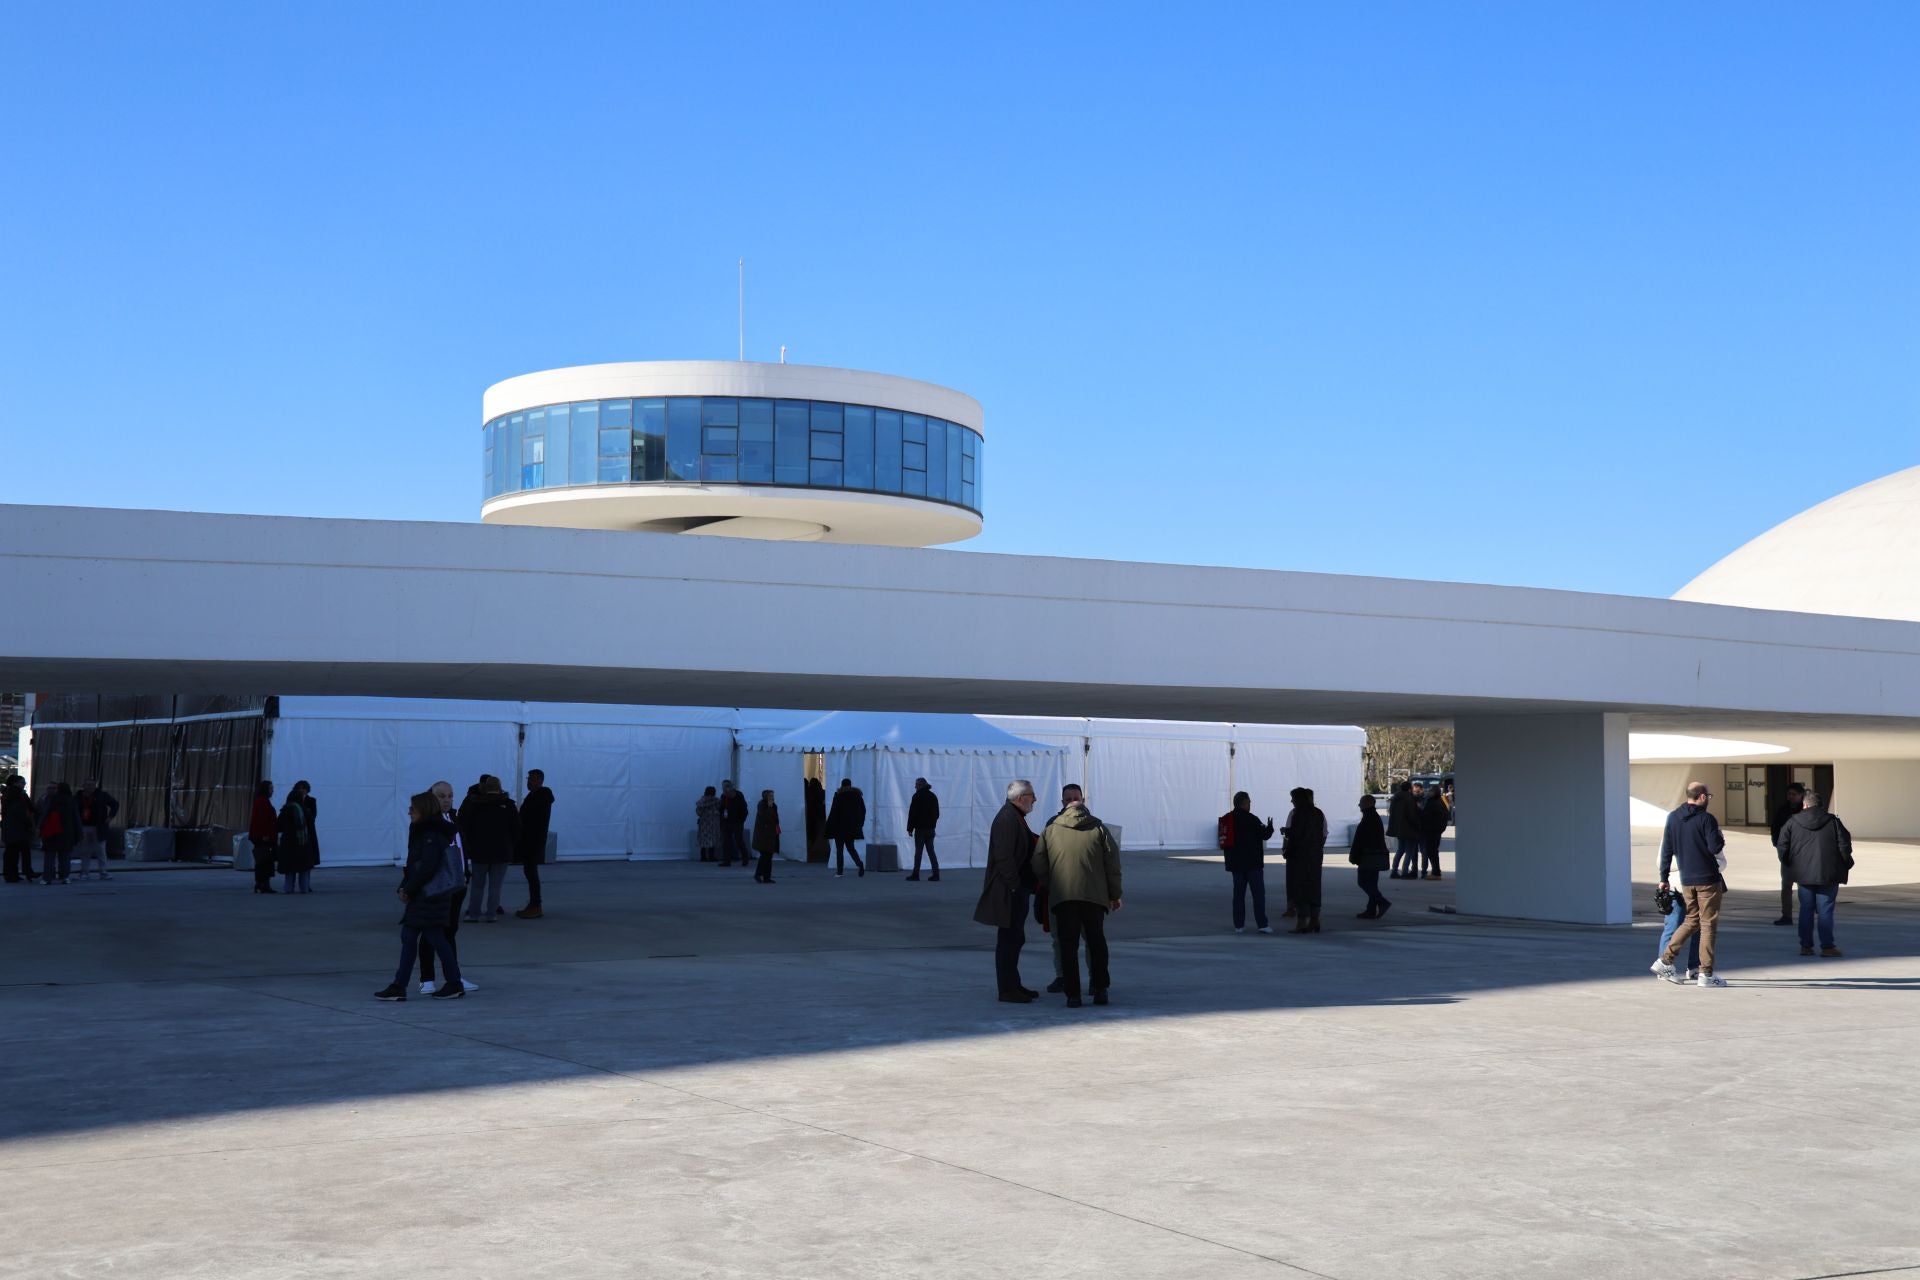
[1649,960,1677,982]
[418,980,437,995]
[460,979,479,992]
[1257,926,1274,935]
[1697,972,1727,988]
[1234,926,1245,934]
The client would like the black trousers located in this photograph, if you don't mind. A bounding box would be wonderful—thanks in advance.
[522,858,542,908]
[4,840,30,881]
[420,888,465,982]
[252,838,276,890]
[912,831,938,875]
[721,822,749,866]
[755,846,775,881]
[1285,855,1324,915]
[834,837,864,873]
[1421,831,1443,875]
[1357,866,1389,910]
[1052,901,1110,1000]
[995,892,1029,994]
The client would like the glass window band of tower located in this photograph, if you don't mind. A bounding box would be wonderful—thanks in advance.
[482,396,982,513]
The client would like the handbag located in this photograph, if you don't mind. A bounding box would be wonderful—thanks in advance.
[1655,885,1678,915]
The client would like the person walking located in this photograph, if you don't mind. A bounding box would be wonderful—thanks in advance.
[1387,780,1420,879]
[39,783,80,885]
[826,778,866,878]
[973,780,1039,1003]
[276,783,315,894]
[906,777,940,881]
[248,780,278,893]
[1281,787,1328,933]
[719,780,750,867]
[752,789,781,883]
[419,780,476,995]
[1031,791,1123,1008]
[1653,873,1702,985]
[1777,791,1853,959]
[1349,794,1392,919]
[459,775,520,922]
[515,769,554,918]
[1652,782,1729,988]
[375,791,467,1001]
[1768,783,1806,927]
[73,779,118,881]
[694,785,722,862]
[1419,783,1450,880]
[4,775,39,884]
[1220,791,1275,934]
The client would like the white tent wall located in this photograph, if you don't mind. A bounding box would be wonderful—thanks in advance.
[519,718,733,860]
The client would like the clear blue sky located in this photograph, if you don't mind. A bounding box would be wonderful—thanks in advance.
[3,2,1914,597]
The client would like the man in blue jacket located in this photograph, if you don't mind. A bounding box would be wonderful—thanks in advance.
[1652,782,1729,988]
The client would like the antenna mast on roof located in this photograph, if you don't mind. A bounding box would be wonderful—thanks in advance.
[737,258,745,361]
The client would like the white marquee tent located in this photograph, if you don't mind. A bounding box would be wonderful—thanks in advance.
[737,711,1068,868]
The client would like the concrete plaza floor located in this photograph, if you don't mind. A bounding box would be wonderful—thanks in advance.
[4,830,1920,1279]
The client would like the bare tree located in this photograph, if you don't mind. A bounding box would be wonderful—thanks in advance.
[1363,726,1455,793]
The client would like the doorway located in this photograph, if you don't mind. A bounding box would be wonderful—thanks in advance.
[802,752,828,862]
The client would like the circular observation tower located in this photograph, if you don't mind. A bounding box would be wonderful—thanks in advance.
[480,361,983,546]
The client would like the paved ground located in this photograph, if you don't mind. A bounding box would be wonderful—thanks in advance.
[4,830,1919,1279]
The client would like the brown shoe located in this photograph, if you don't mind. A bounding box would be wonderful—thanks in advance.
[1821,947,1843,958]
[1425,873,1443,881]
[1800,946,1814,956]
[515,905,543,919]
[1280,907,1296,919]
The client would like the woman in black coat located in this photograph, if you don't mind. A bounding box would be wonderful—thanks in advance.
[376,792,466,1001]
[278,780,319,893]
[751,790,781,884]
[1281,787,1328,934]
[1419,787,1451,880]
[825,779,866,878]
[1348,794,1392,919]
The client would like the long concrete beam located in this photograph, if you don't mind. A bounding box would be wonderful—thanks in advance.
[5,503,1920,728]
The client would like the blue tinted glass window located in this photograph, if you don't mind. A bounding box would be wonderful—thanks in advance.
[508,414,529,493]
[811,430,842,460]
[972,436,983,509]
[740,398,773,435]
[927,420,947,498]
[809,459,843,486]
[903,413,926,444]
[541,411,568,489]
[902,467,926,496]
[494,419,513,496]
[636,398,665,480]
[601,398,632,428]
[962,453,976,483]
[946,424,964,502]
[874,409,901,493]
[598,425,631,483]
[665,398,700,481]
[961,428,976,458]
[741,435,773,483]
[703,426,738,454]
[701,398,738,427]
[702,456,740,482]
[843,406,874,489]
[483,427,495,501]
[774,401,809,483]
[810,402,843,434]
[903,439,927,471]
[570,401,595,435]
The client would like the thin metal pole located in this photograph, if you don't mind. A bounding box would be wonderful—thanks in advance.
[737,258,745,361]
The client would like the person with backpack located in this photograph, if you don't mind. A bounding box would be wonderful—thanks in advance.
[1219,791,1275,934]
[1281,787,1328,934]
[1348,794,1392,919]
[375,791,467,1001]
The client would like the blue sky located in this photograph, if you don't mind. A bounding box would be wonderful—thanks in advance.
[3,2,1913,598]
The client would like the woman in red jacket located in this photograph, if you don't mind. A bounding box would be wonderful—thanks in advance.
[248,780,279,894]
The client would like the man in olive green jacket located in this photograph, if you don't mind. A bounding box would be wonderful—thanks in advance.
[1031,797,1123,1008]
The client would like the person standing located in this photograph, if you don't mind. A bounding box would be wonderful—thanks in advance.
[826,778,866,878]
[459,775,519,922]
[516,769,554,918]
[719,780,750,868]
[295,781,319,885]
[4,775,39,884]
[752,789,781,884]
[1653,782,1729,988]
[1043,783,1084,992]
[1221,791,1275,934]
[1349,794,1392,919]
[39,783,79,885]
[1387,780,1420,879]
[276,784,314,894]
[1419,783,1449,880]
[73,779,118,881]
[419,780,476,994]
[973,780,1039,1003]
[1281,787,1328,934]
[1777,791,1853,959]
[375,791,467,1001]
[805,777,827,862]
[906,777,941,881]
[1768,783,1806,927]
[1031,791,1123,1009]
[694,785,722,862]
[248,780,278,894]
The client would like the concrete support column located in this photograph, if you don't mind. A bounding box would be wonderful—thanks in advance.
[1454,712,1631,924]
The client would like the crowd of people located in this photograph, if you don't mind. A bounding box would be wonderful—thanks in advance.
[2,776,118,884]
[692,775,945,882]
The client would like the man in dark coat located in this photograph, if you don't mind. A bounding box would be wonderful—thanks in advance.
[906,777,940,881]
[973,780,1039,1002]
[1777,791,1853,958]
[1654,782,1729,987]
[804,777,827,862]
[1221,790,1275,933]
[516,768,554,919]
[1031,794,1123,1008]
[825,778,867,878]
[1418,784,1450,879]
[1281,787,1329,933]
[1768,783,1806,926]
[1349,794,1392,919]
[1387,781,1420,879]
[719,780,750,867]
[2,775,37,883]
[458,776,520,923]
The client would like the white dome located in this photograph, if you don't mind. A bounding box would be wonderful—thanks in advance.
[1675,464,1920,621]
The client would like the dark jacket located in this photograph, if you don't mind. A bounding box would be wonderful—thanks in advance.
[1348,809,1390,870]
[1658,802,1726,887]
[1281,805,1328,862]
[277,798,317,874]
[76,787,119,837]
[1,784,36,844]
[972,800,1035,929]
[1777,804,1853,887]
[1386,787,1417,840]
[907,787,939,834]
[827,786,866,841]
[1419,792,1451,836]
[400,817,462,929]
[752,800,781,855]
[457,789,520,865]
[518,786,555,863]
[299,794,319,863]
[42,790,81,854]
[722,788,749,827]
[1031,803,1122,909]
[1222,808,1274,872]
[1768,798,1803,847]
